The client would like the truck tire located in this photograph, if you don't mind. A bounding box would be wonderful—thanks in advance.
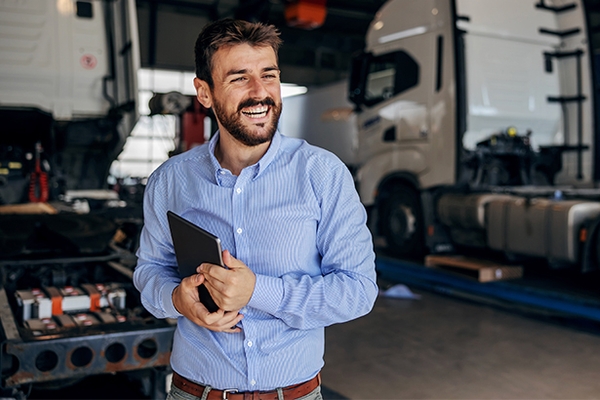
[379,186,424,258]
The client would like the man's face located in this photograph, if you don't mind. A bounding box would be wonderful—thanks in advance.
[207,43,282,147]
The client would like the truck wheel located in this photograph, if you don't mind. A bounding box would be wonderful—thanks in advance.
[379,186,424,258]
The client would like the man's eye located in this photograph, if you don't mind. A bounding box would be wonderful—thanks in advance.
[231,77,246,83]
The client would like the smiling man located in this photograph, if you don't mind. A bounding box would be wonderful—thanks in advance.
[195,40,282,175]
[133,19,378,400]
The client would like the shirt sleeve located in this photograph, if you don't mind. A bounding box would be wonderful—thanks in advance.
[133,170,183,319]
[247,160,379,329]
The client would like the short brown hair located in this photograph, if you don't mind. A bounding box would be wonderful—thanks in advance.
[194,19,282,87]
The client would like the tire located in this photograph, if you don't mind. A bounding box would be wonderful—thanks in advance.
[379,185,425,258]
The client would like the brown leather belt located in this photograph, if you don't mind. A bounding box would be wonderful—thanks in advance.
[172,371,321,400]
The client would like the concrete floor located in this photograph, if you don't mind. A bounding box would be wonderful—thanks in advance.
[321,282,600,399]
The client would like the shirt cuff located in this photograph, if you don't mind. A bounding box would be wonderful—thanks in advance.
[161,281,183,318]
[247,274,284,314]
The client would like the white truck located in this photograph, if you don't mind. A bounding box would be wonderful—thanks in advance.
[0,1,174,398]
[283,0,600,271]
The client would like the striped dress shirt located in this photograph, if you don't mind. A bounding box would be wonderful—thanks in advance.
[134,130,378,391]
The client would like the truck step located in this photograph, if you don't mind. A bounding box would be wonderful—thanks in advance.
[425,255,523,282]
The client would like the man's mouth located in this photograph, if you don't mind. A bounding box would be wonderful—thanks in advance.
[241,106,269,119]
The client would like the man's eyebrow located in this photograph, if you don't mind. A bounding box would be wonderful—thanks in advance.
[225,66,280,76]
[225,68,248,76]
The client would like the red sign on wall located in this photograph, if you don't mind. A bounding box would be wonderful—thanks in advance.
[80,54,97,70]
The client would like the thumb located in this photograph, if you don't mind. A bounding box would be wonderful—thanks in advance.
[222,249,241,270]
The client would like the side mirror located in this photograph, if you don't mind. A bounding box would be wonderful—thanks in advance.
[348,52,370,108]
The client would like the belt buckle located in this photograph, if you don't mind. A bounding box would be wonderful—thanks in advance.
[222,388,238,400]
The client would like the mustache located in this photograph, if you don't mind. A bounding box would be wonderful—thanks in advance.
[237,97,277,112]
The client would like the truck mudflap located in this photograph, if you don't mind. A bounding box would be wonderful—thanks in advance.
[487,198,600,264]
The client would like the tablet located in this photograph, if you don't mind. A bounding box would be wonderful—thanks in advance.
[166,210,223,313]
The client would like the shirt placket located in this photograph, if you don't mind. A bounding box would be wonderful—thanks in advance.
[231,171,247,257]
[231,170,259,389]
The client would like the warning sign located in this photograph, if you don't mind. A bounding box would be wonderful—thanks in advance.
[80,54,97,70]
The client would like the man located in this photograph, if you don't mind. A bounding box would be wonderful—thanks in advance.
[134,19,378,400]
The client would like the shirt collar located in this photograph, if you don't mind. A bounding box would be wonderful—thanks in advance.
[208,130,282,181]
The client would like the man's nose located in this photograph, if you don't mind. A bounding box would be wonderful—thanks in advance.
[248,77,269,98]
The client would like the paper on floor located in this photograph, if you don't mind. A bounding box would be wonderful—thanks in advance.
[379,284,421,299]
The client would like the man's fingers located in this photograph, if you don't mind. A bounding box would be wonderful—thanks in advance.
[218,311,244,331]
[197,309,244,332]
[181,273,204,288]
[175,275,204,307]
[174,275,244,333]
[197,263,228,289]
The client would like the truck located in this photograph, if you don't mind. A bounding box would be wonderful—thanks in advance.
[282,0,600,272]
[0,1,174,398]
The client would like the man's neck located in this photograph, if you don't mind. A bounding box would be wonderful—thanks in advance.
[215,132,271,176]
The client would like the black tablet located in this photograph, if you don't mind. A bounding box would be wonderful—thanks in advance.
[166,210,223,313]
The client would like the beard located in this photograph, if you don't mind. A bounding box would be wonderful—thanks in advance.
[212,96,282,147]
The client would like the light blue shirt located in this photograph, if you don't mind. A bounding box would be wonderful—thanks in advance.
[134,131,378,391]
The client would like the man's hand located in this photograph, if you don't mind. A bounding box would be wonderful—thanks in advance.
[172,273,243,332]
[198,250,256,312]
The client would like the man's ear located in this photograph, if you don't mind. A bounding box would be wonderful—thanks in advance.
[194,77,212,108]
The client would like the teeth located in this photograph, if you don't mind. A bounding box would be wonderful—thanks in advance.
[242,106,268,118]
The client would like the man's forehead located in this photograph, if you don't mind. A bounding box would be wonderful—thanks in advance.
[212,44,278,70]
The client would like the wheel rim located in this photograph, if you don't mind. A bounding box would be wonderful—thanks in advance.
[380,187,424,256]
[390,204,416,240]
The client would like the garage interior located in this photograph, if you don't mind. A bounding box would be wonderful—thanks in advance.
[3,0,600,399]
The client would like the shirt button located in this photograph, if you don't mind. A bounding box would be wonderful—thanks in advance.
[251,380,256,386]
[237,228,242,234]
[220,170,226,175]
[247,341,253,347]
[236,188,242,194]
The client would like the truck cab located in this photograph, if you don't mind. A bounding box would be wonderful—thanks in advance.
[348,0,594,256]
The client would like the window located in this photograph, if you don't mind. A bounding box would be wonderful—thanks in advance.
[76,1,93,18]
[109,69,307,180]
[363,51,420,106]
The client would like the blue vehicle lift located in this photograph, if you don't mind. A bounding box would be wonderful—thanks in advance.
[376,256,600,323]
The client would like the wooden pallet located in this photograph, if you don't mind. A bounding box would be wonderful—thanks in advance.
[424,255,523,282]
[0,202,57,214]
